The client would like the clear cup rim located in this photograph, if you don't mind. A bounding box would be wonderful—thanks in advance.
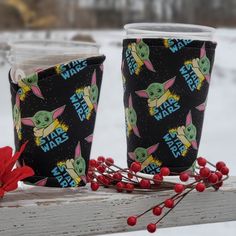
[8,39,100,52]
[124,23,216,40]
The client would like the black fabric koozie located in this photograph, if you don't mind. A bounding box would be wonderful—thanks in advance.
[9,55,105,187]
[122,38,216,174]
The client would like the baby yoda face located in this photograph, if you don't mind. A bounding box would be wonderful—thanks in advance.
[184,124,197,142]
[146,83,165,100]
[198,56,210,75]
[129,144,159,164]
[22,73,38,87]
[22,105,66,130]
[127,107,137,126]
[20,73,44,99]
[134,147,148,163]
[32,111,53,129]
[135,40,150,61]
[136,77,176,101]
[73,157,86,176]
[89,84,98,104]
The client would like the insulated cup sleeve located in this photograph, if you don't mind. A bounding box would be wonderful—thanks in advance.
[122,38,216,174]
[9,55,105,187]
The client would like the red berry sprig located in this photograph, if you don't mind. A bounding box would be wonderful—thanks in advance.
[88,158,176,193]
[126,157,229,233]
[87,156,229,233]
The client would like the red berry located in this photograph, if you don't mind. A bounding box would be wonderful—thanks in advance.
[127,216,137,226]
[197,157,207,166]
[152,206,162,216]
[195,182,205,192]
[153,174,163,183]
[89,159,97,168]
[116,181,125,192]
[130,162,142,173]
[97,156,105,163]
[127,172,134,179]
[98,176,109,185]
[179,172,189,182]
[105,174,112,180]
[216,161,226,171]
[126,183,134,193]
[102,177,110,186]
[87,170,94,178]
[208,173,219,184]
[140,179,151,189]
[194,174,201,181]
[87,176,92,183]
[164,198,174,208]
[220,166,229,175]
[215,171,223,180]
[105,157,114,166]
[113,172,123,181]
[174,183,185,193]
[160,167,170,176]
[97,165,106,174]
[199,167,211,178]
[91,182,99,191]
[97,175,105,183]
[214,181,223,189]
[147,223,157,233]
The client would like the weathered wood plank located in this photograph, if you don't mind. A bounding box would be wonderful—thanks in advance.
[0,177,236,236]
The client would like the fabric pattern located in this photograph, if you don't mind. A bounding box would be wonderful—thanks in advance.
[9,55,105,187]
[122,38,216,174]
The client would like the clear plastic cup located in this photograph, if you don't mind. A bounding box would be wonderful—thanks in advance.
[124,23,216,40]
[8,40,105,187]
[122,23,217,174]
[7,40,100,83]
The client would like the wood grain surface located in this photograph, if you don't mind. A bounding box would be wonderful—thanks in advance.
[0,177,236,236]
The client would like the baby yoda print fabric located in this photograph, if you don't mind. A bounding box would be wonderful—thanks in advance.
[122,38,216,174]
[9,55,105,187]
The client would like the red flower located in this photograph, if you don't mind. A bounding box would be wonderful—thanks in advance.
[0,142,34,198]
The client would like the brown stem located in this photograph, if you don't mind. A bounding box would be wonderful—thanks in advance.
[111,163,176,186]
[206,160,216,168]
[106,165,138,184]
[137,193,180,218]
[154,187,194,225]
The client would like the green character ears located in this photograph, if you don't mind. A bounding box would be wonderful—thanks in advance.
[126,94,140,137]
[89,70,99,111]
[73,141,86,176]
[21,105,66,129]
[135,39,156,72]
[135,77,176,100]
[199,43,211,83]
[184,111,198,150]
[128,143,159,163]
[21,73,44,99]
[13,93,21,125]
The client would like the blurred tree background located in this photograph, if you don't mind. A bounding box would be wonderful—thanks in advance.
[0,0,235,30]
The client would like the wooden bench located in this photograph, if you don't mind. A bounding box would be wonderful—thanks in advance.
[0,177,236,236]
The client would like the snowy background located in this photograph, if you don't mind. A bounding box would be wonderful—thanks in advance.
[0,29,236,235]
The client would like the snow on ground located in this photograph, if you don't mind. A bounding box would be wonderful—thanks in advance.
[0,29,236,235]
